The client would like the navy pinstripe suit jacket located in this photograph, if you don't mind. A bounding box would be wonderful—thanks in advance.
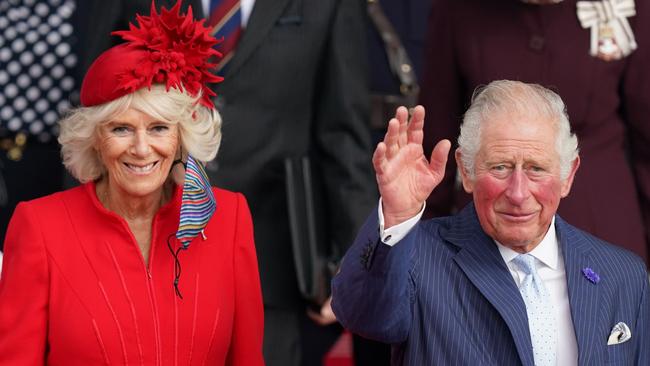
[332,204,649,365]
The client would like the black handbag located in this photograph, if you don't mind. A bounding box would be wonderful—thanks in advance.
[283,156,336,306]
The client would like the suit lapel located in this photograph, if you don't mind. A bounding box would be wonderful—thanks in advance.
[557,217,600,366]
[223,0,292,78]
[447,205,536,366]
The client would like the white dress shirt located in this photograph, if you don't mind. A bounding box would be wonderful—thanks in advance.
[201,0,255,28]
[378,200,579,365]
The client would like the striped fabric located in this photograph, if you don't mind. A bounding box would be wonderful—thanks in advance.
[177,155,217,247]
[208,0,242,73]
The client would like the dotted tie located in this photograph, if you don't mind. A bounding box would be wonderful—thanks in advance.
[513,254,557,366]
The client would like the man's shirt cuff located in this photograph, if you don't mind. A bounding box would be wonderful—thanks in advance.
[377,197,425,246]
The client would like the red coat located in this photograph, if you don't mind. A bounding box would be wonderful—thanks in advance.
[0,182,264,365]
[421,0,650,262]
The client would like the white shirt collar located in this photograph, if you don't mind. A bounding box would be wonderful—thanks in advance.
[495,216,559,270]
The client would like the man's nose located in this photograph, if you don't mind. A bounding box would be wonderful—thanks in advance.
[504,169,530,205]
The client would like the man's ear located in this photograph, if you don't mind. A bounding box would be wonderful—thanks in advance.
[560,155,580,198]
[455,149,474,194]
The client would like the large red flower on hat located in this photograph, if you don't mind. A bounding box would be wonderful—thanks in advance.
[111,1,223,108]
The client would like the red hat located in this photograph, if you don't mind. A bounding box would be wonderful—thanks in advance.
[80,1,223,109]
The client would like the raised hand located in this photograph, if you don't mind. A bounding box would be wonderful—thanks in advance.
[373,106,451,228]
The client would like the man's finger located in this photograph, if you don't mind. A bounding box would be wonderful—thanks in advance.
[397,106,409,148]
[384,118,400,159]
[407,105,425,145]
[429,139,452,180]
[394,105,409,123]
[372,142,388,175]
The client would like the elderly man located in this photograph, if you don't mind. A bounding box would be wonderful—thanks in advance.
[331,80,649,365]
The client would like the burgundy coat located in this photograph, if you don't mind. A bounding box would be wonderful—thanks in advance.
[420,0,650,262]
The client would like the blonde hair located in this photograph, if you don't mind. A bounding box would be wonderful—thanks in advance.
[59,85,221,182]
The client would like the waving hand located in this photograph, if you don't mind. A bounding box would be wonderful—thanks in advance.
[373,106,451,227]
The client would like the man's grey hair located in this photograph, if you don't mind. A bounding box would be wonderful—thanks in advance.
[58,84,222,183]
[457,80,579,180]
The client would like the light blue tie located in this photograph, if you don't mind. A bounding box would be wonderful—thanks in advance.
[513,254,557,366]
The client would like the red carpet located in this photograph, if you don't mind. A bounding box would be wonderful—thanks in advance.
[323,331,354,366]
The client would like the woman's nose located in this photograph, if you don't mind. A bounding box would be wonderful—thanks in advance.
[130,130,152,157]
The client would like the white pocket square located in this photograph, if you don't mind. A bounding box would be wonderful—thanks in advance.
[607,322,631,345]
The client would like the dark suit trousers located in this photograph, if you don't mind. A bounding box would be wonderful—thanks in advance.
[264,306,342,366]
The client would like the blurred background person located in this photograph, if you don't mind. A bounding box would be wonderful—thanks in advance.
[367,0,432,142]
[187,0,377,365]
[0,0,78,244]
[420,0,650,263]
[0,3,264,364]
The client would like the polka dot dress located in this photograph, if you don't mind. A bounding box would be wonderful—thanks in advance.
[513,254,557,366]
[0,0,77,142]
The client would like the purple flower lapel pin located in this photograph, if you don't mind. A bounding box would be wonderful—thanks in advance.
[582,267,600,284]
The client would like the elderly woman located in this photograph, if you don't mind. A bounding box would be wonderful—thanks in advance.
[0,2,264,365]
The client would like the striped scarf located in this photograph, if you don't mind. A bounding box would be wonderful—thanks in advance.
[176,155,217,247]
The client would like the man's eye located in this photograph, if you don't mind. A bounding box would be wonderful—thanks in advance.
[529,166,545,173]
[489,165,510,178]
